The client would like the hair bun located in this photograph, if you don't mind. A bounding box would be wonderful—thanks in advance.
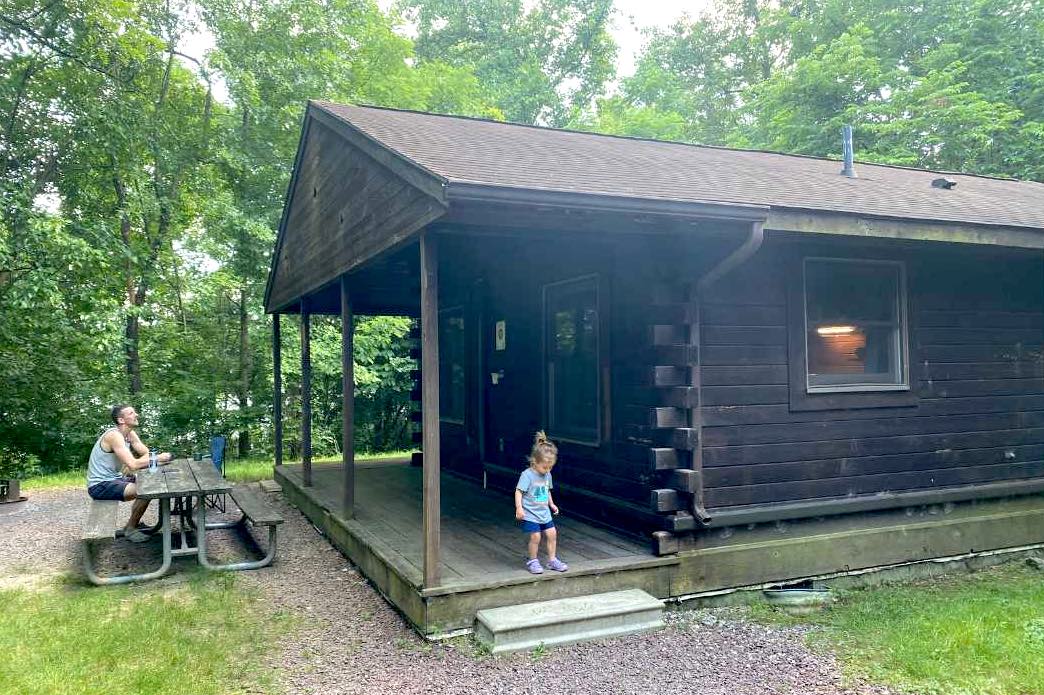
[528,430,558,466]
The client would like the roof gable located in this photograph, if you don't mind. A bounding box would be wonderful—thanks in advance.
[264,105,447,313]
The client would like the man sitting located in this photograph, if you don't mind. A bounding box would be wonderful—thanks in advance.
[86,405,172,542]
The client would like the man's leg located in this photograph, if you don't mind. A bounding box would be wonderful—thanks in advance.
[123,483,150,530]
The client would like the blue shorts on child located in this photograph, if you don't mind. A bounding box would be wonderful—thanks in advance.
[519,520,555,533]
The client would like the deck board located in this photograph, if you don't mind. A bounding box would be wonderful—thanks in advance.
[278,462,652,581]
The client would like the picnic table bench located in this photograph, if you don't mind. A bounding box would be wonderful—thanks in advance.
[82,459,283,585]
[201,484,284,571]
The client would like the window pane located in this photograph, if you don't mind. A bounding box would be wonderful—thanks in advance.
[806,263,897,323]
[546,278,599,441]
[439,310,465,421]
[805,261,904,389]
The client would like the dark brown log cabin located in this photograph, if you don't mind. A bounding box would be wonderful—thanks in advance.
[266,101,1044,589]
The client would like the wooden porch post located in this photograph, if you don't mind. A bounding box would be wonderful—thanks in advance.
[341,276,355,518]
[272,313,283,467]
[420,233,441,587]
[301,299,313,487]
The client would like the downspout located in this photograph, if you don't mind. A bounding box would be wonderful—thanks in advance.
[689,220,766,524]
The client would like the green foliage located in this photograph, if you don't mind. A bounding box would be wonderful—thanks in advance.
[400,0,618,125]
[570,96,687,140]
[0,0,499,472]
[610,0,1044,181]
[0,446,40,479]
[529,641,549,660]
[2,0,1042,478]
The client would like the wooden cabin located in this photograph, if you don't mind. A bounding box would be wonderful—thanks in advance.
[265,101,1044,634]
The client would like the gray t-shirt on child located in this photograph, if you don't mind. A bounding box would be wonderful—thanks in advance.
[516,468,553,524]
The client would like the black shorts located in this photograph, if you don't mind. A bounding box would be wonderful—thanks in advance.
[87,475,135,501]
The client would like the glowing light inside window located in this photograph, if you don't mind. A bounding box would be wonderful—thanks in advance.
[816,325,856,336]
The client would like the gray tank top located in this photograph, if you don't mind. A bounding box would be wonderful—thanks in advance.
[86,429,131,488]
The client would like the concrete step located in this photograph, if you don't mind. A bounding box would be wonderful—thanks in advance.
[258,479,282,494]
[474,588,664,654]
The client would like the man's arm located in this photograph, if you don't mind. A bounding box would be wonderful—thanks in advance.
[127,430,149,457]
[106,430,151,471]
[106,431,172,471]
[128,431,172,464]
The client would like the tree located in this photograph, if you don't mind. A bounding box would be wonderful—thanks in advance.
[1,0,219,468]
[199,0,500,457]
[400,0,617,125]
[611,0,1044,180]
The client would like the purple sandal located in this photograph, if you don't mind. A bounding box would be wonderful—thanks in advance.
[526,558,544,574]
[547,557,568,572]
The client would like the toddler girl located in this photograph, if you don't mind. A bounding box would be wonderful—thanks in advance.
[514,431,568,574]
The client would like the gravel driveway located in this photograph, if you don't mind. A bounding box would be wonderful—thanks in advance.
[0,486,891,695]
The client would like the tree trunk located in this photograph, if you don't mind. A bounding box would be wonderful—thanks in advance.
[125,314,142,395]
[112,172,141,395]
[237,286,252,457]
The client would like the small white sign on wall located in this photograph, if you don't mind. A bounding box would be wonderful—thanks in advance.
[494,320,506,351]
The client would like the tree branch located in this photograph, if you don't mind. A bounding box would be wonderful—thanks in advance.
[0,14,137,88]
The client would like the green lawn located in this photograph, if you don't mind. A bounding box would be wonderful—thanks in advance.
[23,451,416,491]
[0,573,290,695]
[755,562,1044,695]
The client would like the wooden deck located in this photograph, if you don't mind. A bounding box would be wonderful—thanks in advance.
[276,462,1044,637]
[274,461,677,634]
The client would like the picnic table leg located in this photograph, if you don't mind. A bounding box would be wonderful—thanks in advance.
[195,499,278,572]
[83,498,172,585]
[181,495,200,531]
[178,496,193,547]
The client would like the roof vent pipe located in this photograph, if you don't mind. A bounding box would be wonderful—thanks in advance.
[841,124,856,178]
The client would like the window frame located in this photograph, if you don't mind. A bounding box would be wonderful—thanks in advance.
[788,255,918,412]
[438,305,466,425]
[542,273,602,446]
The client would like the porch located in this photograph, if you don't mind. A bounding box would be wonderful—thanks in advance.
[273,460,677,635]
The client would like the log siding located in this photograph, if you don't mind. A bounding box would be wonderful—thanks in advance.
[702,238,1044,512]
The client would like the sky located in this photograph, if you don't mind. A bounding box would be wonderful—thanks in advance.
[181,1,711,102]
[611,0,710,75]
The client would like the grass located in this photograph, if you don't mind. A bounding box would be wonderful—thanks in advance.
[23,469,83,491]
[751,562,1044,695]
[0,572,292,695]
[22,450,417,491]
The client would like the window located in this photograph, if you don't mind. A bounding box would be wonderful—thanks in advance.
[439,307,465,423]
[544,275,600,443]
[803,258,908,392]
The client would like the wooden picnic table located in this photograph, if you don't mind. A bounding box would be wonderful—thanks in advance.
[137,457,232,499]
[136,458,242,573]
[83,459,283,585]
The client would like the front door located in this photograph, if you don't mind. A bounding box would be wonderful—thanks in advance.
[481,310,508,469]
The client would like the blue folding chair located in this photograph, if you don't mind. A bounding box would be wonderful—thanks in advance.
[204,435,227,512]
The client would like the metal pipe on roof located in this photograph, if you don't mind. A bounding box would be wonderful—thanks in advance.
[841,124,857,178]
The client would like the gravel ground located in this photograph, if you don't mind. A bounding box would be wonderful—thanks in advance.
[0,487,892,695]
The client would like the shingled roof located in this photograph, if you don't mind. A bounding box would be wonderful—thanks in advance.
[314,100,1044,232]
